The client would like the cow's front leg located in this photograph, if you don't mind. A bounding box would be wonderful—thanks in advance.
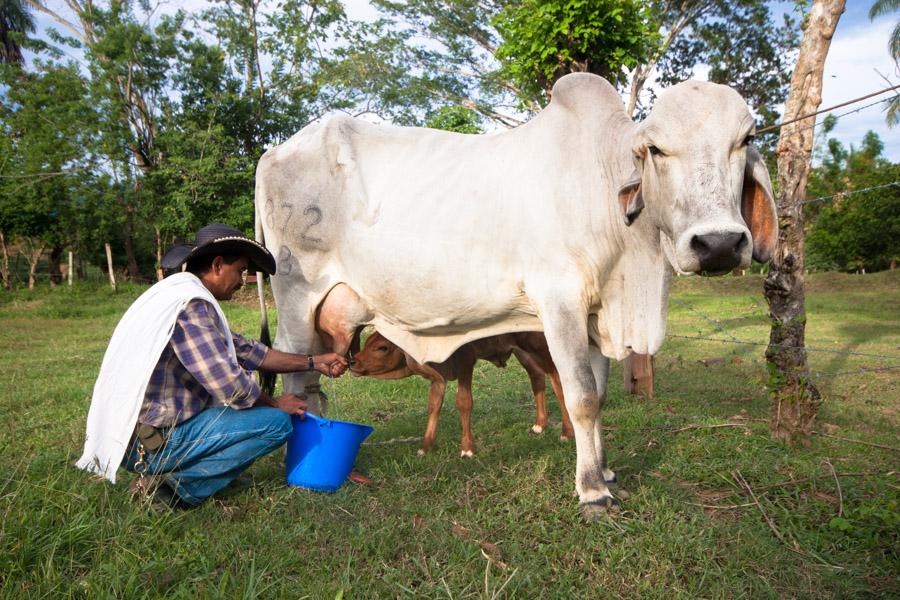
[539,301,618,520]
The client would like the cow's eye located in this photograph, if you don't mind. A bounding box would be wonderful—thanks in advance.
[742,134,755,147]
[647,145,663,157]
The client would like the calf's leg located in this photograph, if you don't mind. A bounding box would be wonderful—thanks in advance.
[513,348,549,435]
[547,370,575,440]
[418,378,446,455]
[455,353,477,458]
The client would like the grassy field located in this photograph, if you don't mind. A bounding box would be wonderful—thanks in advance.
[0,271,897,598]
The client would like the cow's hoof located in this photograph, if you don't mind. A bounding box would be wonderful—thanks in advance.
[560,433,573,442]
[530,425,544,435]
[581,496,621,521]
[460,450,474,458]
[604,473,618,485]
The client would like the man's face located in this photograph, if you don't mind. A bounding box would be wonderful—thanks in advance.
[207,256,249,301]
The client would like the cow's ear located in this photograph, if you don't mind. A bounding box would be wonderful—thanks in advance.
[741,146,778,263]
[618,169,643,226]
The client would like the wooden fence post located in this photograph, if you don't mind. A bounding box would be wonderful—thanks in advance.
[68,251,73,287]
[105,243,117,292]
[623,353,654,400]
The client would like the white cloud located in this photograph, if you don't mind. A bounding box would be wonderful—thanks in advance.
[820,18,898,160]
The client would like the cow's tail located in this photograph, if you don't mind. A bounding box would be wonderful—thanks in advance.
[256,201,276,399]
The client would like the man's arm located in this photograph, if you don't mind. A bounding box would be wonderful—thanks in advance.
[259,348,349,378]
[230,331,349,377]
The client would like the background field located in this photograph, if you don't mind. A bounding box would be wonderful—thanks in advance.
[0,271,897,598]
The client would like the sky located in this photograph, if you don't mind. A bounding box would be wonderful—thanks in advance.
[27,0,900,161]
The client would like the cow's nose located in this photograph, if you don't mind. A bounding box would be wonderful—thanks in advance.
[690,231,748,273]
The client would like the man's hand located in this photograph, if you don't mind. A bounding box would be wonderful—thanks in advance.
[313,353,349,378]
[274,393,308,417]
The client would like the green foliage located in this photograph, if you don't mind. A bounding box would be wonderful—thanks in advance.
[869,0,900,127]
[806,131,900,272]
[652,1,798,157]
[424,105,482,133]
[0,0,35,65]
[493,0,658,103]
[0,61,108,252]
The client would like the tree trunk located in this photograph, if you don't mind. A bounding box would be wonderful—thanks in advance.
[0,231,11,291]
[764,0,844,446]
[48,245,64,286]
[123,201,141,281]
[23,238,45,290]
[623,353,654,400]
[105,242,117,292]
[154,226,164,281]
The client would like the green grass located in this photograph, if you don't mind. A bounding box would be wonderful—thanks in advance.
[0,272,898,598]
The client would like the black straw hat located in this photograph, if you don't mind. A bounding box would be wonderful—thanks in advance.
[161,224,277,275]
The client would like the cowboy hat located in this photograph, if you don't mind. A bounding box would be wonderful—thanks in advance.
[161,223,277,275]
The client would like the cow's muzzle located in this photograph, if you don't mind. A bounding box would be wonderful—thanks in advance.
[690,231,748,274]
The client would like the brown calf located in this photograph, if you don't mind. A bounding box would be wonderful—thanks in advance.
[351,331,574,457]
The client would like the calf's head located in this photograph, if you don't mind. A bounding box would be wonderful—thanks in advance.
[618,81,777,274]
[351,331,411,379]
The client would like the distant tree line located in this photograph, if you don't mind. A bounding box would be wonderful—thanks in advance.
[0,0,894,290]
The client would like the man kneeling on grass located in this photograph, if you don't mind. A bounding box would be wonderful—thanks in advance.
[76,224,348,509]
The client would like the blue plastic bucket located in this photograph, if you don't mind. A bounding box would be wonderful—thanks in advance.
[285,414,374,492]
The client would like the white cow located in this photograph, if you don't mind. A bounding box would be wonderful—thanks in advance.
[255,73,776,519]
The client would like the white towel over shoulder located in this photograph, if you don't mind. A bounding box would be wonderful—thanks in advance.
[76,272,236,483]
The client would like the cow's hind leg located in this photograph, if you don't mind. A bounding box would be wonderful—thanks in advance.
[270,279,326,415]
[538,297,617,520]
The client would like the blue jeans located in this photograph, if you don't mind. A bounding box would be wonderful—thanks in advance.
[123,406,292,505]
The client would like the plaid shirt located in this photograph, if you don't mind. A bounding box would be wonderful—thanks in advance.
[139,299,269,429]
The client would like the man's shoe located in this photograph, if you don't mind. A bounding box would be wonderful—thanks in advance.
[129,476,191,512]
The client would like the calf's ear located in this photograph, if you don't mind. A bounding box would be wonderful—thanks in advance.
[741,147,778,263]
[618,169,644,226]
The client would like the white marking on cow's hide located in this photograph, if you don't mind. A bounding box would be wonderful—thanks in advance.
[531,424,544,434]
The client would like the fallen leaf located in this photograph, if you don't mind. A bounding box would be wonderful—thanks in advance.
[728,409,750,422]
[813,491,838,505]
[821,423,840,433]
[412,513,423,530]
[450,524,471,539]
[480,548,507,570]
[699,357,726,367]
[731,356,743,364]
[665,406,676,416]
[480,541,502,559]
